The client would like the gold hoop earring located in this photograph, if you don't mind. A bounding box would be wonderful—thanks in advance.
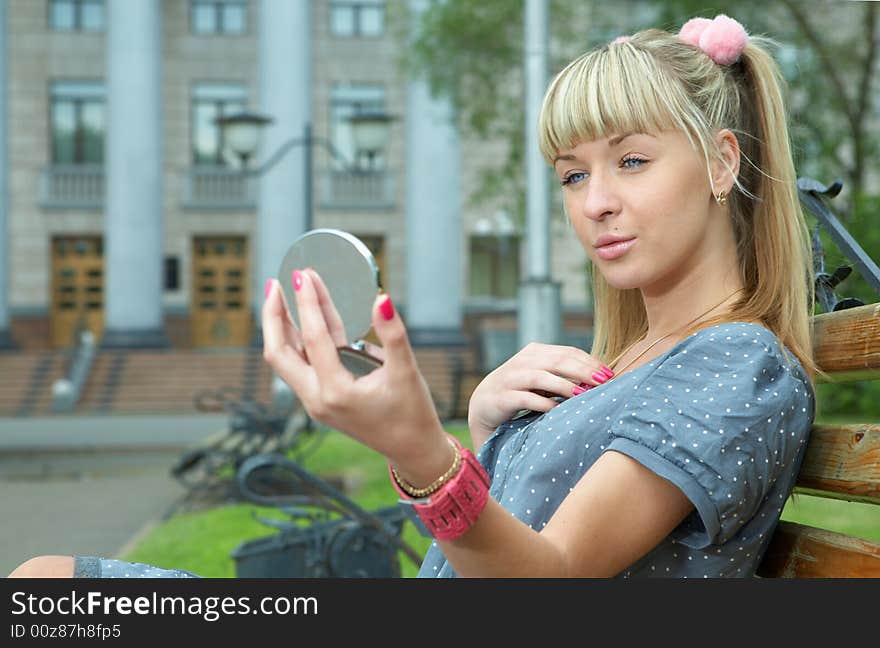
[715,190,727,206]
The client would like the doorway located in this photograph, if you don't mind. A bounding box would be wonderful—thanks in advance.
[50,236,104,348]
[190,236,250,347]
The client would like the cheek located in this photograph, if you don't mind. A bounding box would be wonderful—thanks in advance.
[567,216,593,252]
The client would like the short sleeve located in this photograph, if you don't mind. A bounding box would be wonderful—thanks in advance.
[604,325,814,548]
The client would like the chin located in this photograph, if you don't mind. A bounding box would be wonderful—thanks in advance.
[596,269,646,292]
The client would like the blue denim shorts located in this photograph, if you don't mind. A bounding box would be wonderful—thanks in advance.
[73,556,200,578]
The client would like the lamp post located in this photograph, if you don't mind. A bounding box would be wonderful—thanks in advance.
[215,111,394,415]
[215,110,394,232]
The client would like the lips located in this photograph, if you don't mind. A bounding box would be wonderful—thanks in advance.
[595,235,636,248]
[595,237,636,260]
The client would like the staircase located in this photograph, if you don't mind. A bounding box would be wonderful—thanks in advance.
[0,351,68,417]
[77,349,274,414]
[0,346,477,419]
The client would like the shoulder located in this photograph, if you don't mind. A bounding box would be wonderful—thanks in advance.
[654,320,815,420]
[606,322,815,547]
[678,321,806,374]
[678,321,778,358]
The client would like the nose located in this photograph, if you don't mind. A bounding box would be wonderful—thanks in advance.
[579,173,621,222]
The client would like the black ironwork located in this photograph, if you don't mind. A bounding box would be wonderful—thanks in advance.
[167,387,312,514]
[231,454,422,578]
[798,177,880,312]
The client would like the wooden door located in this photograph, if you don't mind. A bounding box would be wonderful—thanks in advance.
[191,236,251,347]
[50,236,104,349]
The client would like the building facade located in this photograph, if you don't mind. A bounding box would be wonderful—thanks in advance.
[0,0,593,353]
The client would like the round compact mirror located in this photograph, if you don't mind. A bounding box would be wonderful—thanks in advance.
[278,229,384,377]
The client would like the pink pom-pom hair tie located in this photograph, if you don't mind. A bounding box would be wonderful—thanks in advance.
[609,35,632,46]
[678,14,748,65]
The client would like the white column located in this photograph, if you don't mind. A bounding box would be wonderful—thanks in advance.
[518,0,560,348]
[254,0,311,323]
[0,0,10,348]
[405,0,464,346]
[102,0,167,347]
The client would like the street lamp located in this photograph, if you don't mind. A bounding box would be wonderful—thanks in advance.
[215,111,394,416]
[215,111,394,231]
[348,112,395,171]
[215,111,272,169]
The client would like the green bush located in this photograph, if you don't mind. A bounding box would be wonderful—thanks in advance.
[815,380,880,421]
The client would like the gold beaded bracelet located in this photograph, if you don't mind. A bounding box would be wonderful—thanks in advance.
[390,436,461,498]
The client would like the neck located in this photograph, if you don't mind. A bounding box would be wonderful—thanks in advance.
[641,274,745,341]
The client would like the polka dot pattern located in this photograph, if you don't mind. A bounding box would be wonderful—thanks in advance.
[73,557,199,578]
[418,323,815,578]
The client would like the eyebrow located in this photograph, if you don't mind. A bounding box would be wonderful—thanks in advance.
[553,132,642,164]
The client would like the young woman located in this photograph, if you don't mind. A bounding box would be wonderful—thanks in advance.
[10,15,818,579]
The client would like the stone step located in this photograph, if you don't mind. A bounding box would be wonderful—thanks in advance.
[0,346,479,420]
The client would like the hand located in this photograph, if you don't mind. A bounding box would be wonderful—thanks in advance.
[262,269,448,478]
[467,343,613,443]
[278,267,385,363]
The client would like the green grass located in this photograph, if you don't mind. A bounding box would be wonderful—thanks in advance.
[781,494,880,542]
[122,425,471,577]
[779,413,880,543]
[123,421,880,577]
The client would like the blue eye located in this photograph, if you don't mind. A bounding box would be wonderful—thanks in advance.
[622,156,647,168]
[561,172,587,187]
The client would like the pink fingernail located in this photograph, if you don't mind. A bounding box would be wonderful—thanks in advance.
[572,386,585,396]
[292,270,302,291]
[591,371,607,383]
[601,365,615,378]
[264,278,274,300]
[380,295,395,321]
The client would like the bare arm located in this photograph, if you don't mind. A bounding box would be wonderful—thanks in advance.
[422,448,694,577]
[263,271,688,577]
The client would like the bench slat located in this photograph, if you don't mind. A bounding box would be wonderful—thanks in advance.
[756,521,880,578]
[794,423,880,504]
[812,303,880,382]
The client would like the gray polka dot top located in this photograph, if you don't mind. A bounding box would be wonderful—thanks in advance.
[417,322,816,578]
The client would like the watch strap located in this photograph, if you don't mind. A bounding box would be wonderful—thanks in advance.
[390,438,490,541]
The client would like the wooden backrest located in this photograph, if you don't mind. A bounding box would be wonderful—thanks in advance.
[756,302,880,577]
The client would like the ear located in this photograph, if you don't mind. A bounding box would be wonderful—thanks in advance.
[710,128,741,195]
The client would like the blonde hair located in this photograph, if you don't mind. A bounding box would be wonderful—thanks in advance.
[538,27,824,392]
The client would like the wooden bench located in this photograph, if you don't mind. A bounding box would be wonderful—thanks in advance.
[757,302,880,577]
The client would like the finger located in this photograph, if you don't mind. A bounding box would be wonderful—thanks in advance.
[362,341,386,363]
[276,279,309,354]
[510,367,589,399]
[262,278,312,390]
[548,354,614,386]
[531,370,598,397]
[265,278,306,357]
[304,268,348,348]
[511,390,563,413]
[292,269,347,378]
[369,293,417,379]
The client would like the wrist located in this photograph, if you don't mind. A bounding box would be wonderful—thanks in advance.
[388,430,455,491]
[389,436,491,542]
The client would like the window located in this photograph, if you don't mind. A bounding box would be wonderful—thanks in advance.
[330,1,384,37]
[164,256,180,291]
[190,0,247,35]
[49,0,104,32]
[50,81,105,164]
[191,83,248,165]
[469,235,521,299]
[330,84,386,169]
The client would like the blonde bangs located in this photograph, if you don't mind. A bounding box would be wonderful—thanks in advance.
[538,42,706,163]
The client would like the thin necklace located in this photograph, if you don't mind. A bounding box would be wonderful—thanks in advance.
[607,288,746,376]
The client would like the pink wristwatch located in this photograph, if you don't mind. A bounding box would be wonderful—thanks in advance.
[389,437,490,541]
